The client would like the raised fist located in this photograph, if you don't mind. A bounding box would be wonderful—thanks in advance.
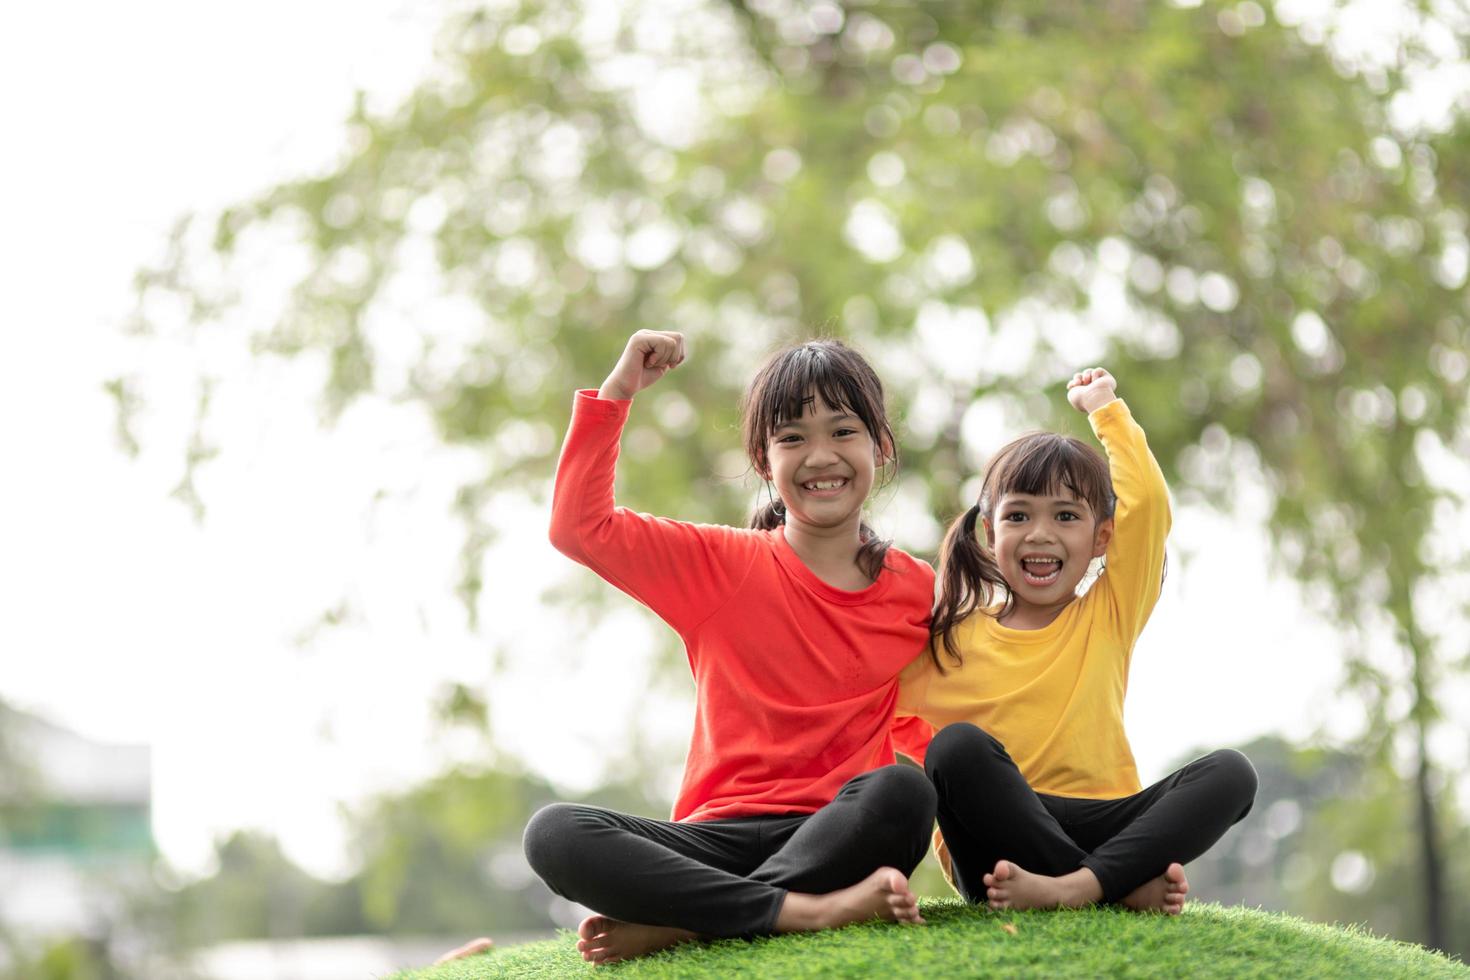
[599,330,687,400]
[1066,367,1118,414]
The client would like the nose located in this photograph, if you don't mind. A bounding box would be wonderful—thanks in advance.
[1024,520,1056,543]
[804,437,839,466]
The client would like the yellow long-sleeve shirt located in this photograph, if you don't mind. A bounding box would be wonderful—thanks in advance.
[898,398,1171,801]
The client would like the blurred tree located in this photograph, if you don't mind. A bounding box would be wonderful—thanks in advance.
[1183,734,1470,960]
[155,830,364,947]
[142,768,660,944]
[1179,735,1361,910]
[118,0,1470,947]
[0,935,112,980]
[348,766,562,935]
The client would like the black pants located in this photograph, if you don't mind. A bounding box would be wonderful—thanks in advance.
[925,723,1257,903]
[522,765,937,937]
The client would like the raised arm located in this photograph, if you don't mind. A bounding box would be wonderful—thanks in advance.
[1068,368,1171,643]
[550,331,753,636]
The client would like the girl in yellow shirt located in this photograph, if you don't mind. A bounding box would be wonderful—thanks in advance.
[896,367,1256,913]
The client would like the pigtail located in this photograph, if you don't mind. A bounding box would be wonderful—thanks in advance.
[749,497,786,530]
[855,520,893,582]
[928,503,1008,670]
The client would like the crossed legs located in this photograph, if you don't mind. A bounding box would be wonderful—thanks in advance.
[925,723,1256,913]
[512,765,937,964]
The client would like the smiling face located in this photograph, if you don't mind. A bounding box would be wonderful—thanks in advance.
[765,390,884,535]
[985,489,1113,626]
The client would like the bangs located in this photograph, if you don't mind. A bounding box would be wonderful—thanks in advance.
[766,360,865,428]
[986,434,1114,518]
[745,340,887,448]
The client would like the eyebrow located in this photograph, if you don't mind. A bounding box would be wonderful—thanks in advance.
[773,411,859,430]
[999,494,1090,509]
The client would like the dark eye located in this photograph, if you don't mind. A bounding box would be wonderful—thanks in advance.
[834,427,858,437]
[1002,512,1026,522]
[776,434,801,444]
[1058,511,1080,521]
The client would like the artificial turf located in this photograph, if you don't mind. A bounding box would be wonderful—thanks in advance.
[396,900,1468,978]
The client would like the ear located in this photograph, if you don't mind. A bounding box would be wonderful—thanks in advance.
[874,432,895,466]
[1091,517,1114,558]
[981,517,995,549]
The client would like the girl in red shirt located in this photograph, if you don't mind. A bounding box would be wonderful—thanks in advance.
[492,330,940,965]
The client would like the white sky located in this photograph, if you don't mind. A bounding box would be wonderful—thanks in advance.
[0,0,1460,881]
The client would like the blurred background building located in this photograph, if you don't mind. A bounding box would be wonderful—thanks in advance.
[0,706,152,972]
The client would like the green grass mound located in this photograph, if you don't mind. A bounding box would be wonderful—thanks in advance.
[400,901,1467,979]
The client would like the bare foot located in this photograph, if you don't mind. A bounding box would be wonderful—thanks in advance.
[433,937,493,964]
[982,861,1103,911]
[778,866,924,931]
[1121,862,1189,915]
[575,914,697,965]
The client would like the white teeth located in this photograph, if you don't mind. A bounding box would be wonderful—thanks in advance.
[804,479,846,490]
[1021,557,1061,583]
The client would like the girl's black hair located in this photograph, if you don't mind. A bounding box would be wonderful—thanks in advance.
[929,431,1115,668]
[740,339,896,582]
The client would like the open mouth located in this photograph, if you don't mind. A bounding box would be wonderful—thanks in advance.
[801,478,849,496]
[1020,556,1062,586]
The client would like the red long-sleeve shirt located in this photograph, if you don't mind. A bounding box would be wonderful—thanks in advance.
[549,390,935,822]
